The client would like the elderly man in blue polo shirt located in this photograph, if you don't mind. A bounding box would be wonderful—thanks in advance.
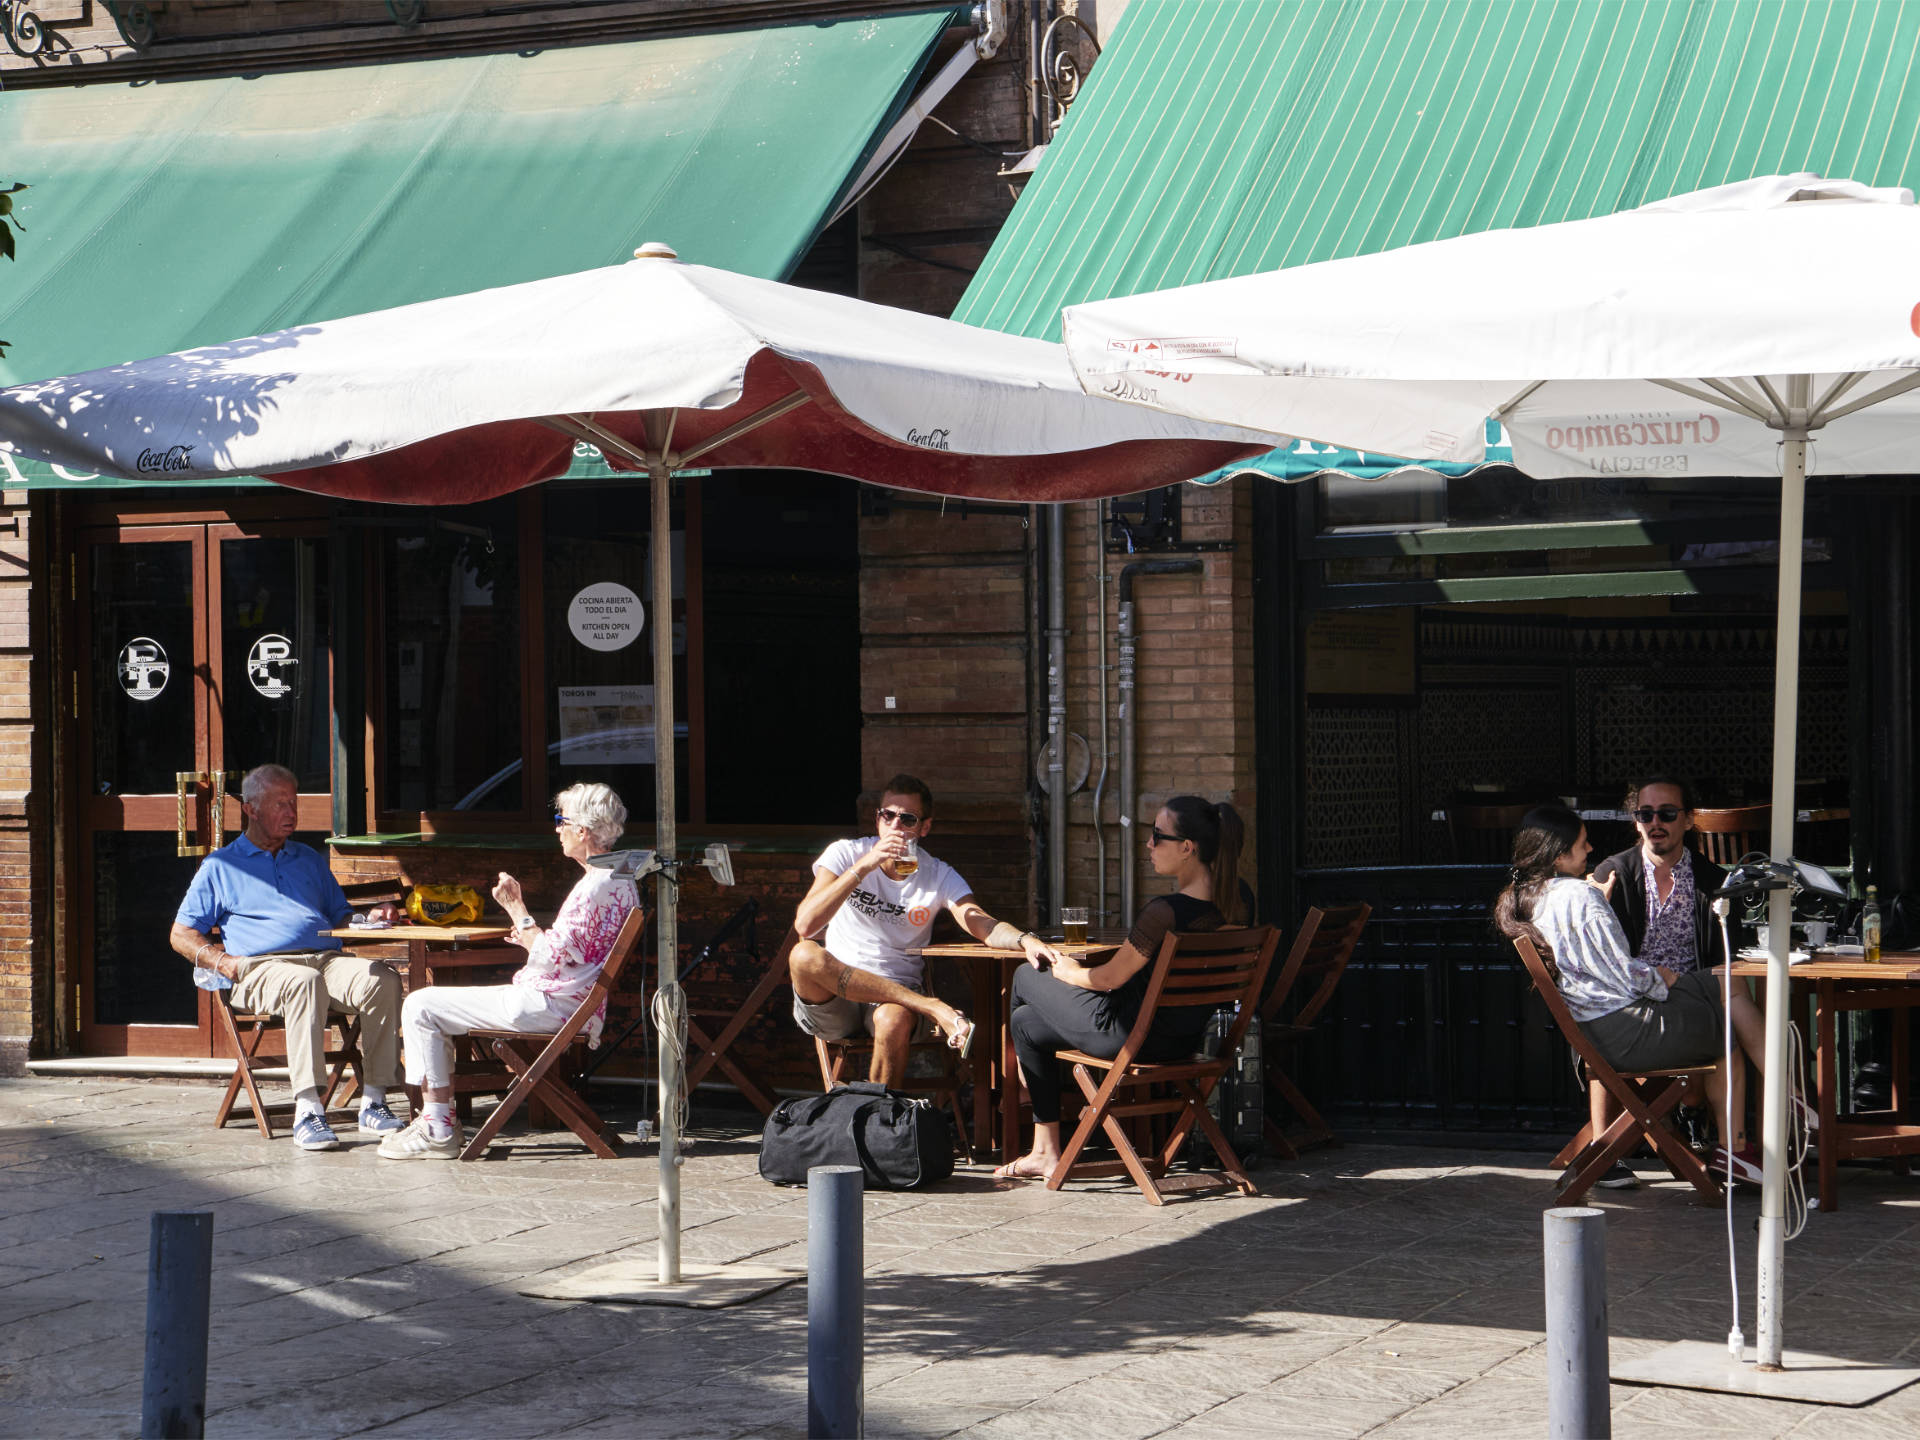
[169,763,405,1150]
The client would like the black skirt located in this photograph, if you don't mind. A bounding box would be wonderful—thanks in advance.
[1578,969,1726,1072]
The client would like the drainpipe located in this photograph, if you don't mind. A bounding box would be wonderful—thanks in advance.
[1091,506,1112,927]
[1046,508,1068,925]
[1118,558,1204,922]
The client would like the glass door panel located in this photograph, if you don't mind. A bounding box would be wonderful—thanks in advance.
[90,538,199,803]
[77,519,335,1055]
[213,530,334,834]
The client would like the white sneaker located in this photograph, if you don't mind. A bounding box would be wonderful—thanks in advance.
[376,1116,462,1161]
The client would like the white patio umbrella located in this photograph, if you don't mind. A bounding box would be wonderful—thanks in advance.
[1063,173,1920,1374]
[0,246,1274,1291]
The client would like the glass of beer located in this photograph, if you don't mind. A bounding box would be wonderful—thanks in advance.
[1061,906,1089,945]
[895,837,919,878]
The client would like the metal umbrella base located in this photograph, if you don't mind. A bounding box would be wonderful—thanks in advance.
[1614,1341,1920,1407]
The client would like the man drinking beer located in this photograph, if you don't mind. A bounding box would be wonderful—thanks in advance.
[789,773,1065,1086]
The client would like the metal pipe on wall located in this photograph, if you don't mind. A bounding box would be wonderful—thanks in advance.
[1117,558,1203,923]
[1046,506,1068,925]
[1091,503,1112,927]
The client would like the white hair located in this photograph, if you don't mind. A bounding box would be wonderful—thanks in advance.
[556,783,626,851]
[241,763,299,806]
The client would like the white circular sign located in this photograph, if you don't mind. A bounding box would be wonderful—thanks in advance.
[246,633,300,698]
[567,583,644,652]
[118,637,170,701]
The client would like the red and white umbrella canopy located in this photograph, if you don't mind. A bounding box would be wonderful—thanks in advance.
[0,247,1276,504]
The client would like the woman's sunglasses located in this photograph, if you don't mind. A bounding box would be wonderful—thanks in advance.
[1631,805,1684,824]
[553,812,578,827]
[1146,827,1187,847]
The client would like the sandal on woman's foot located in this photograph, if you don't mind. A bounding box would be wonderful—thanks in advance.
[994,1156,1052,1181]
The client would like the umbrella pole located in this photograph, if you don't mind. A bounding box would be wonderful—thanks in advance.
[1756,428,1808,1370]
[651,460,683,1286]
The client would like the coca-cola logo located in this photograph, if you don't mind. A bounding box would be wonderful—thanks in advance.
[906,427,951,451]
[135,444,196,474]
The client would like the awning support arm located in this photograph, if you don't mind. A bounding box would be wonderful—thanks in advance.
[1808,372,1868,428]
[1490,380,1546,420]
[1815,368,1920,425]
[1649,377,1773,425]
[672,389,812,467]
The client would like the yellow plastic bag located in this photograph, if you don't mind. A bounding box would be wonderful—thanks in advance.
[406,884,484,927]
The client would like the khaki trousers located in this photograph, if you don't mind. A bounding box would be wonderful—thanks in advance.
[230,950,401,1095]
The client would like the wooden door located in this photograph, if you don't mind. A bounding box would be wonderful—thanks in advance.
[77,518,333,1055]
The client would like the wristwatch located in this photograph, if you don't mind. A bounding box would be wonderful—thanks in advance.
[515,915,537,932]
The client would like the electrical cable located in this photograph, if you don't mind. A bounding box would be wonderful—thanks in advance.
[1715,896,1743,1359]
[653,978,688,1146]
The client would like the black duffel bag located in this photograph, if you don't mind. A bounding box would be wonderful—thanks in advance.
[758,1081,955,1191]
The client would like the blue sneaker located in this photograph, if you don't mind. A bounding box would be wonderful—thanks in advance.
[356,1100,405,1134]
[292,1113,340,1151]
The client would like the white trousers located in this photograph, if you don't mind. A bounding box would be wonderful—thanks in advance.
[401,983,575,1089]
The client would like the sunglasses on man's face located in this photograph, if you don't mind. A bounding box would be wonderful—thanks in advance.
[876,807,923,828]
[1632,805,1684,825]
[1146,827,1187,847]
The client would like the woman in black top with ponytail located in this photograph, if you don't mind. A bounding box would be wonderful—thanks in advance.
[995,794,1250,1180]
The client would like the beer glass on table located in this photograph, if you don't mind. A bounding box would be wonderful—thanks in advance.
[1061,906,1089,945]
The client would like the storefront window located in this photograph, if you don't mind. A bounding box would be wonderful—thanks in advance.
[379,500,523,813]
[542,485,689,823]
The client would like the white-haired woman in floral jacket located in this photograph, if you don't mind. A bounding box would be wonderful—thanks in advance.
[379,783,638,1161]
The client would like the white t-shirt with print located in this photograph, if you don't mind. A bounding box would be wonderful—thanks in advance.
[814,837,973,987]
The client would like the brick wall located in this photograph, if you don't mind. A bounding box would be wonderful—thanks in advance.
[856,503,1035,926]
[1058,479,1261,927]
[0,495,36,1074]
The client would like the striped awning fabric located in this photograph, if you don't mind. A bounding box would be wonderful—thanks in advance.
[955,0,1920,482]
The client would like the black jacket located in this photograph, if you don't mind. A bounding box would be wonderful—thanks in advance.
[1592,846,1729,966]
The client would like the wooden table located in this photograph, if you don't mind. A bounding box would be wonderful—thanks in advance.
[914,937,1123,1163]
[1724,951,1920,1211]
[322,923,514,993]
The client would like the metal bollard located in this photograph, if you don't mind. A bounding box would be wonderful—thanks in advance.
[1543,1206,1610,1439]
[142,1210,214,1440]
[807,1165,864,1439]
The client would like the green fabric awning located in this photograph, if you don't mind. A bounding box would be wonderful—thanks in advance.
[0,10,957,486]
[954,0,1920,484]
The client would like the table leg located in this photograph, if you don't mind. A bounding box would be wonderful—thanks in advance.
[1894,1002,1911,1179]
[1818,978,1839,1213]
[1000,957,1021,1167]
[967,959,994,1157]
[402,938,429,1117]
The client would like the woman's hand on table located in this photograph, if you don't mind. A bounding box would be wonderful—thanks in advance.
[364,903,401,925]
[1021,933,1067,970]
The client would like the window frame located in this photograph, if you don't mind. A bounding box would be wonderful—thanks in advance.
[366,480,707,835]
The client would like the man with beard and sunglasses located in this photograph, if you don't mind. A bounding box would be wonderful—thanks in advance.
[1587,775,1731,1184]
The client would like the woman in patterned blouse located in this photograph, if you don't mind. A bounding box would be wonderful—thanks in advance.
[380,783,640,1161]
[1495,803,1778,1184]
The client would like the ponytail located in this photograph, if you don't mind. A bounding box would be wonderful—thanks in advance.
[1163,794,1247,924]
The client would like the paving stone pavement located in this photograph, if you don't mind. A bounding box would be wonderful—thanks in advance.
[5,1076,1920,1438]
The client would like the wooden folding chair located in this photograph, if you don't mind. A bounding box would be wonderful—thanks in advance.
[1049,925,1280,1206]
[459,906,647,1160]
[212,987,368,1139]
[1513,936,1721,1205]
[1689,805,1770,866]
[683,924,798,1118]
[1260,902,1370,1158]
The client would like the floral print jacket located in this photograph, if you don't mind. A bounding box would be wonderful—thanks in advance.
[512,866,639,1044]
